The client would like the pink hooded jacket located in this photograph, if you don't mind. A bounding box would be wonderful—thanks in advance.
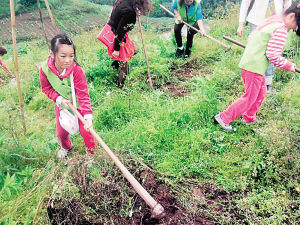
[39,57,93,117]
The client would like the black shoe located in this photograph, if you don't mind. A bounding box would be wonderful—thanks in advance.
[175,48,184,57]
[111,61,120,70]
[118,62,129,88]
[184,49,191,59]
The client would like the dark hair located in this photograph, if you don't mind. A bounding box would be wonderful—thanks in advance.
[50,33,78,64]
[284,1,300,36]
[0,46,7,56]
[179,0,195,8]
[134,0,153,15]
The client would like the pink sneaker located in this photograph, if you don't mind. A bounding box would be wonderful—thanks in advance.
[86,148,95,155]
[241,118,261,124]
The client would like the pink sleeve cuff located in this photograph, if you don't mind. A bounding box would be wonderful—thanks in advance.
[282,61,293,71]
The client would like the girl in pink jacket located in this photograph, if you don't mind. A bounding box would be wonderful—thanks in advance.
[39,34,97,158]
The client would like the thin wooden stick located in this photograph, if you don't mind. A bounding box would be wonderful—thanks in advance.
[10,0,26,134]
[223,36,300,73]
[32,196,43,224]
[137,14,154,89]
[160,4,231,52]
[37,0,49,47]
[67,104,165,219]
[44,0,59,33]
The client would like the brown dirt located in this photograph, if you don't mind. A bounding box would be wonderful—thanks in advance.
[1,10,59,43]
[164,59,213,98]
[47,154,247,225]
[0,8,104,43]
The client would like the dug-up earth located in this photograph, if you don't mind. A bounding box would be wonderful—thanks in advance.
[46,154,247,225]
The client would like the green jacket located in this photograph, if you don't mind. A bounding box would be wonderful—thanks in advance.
[176,0,200,25]
[239,22,284,75]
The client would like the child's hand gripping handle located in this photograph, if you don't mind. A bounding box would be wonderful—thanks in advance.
[296,68,300,73]
[159,4,231,52]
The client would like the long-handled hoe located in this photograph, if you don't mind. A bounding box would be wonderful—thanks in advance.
[67,103,166,219]
[160,4,231,52]
[223,35,300,73]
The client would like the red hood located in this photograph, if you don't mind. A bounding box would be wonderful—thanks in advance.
[47,57,75,78]
[257,15,284,30]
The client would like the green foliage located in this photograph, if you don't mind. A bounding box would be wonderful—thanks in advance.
[202,0,241,18]
[18,0,36,7]
[150,0,173,18]
[88,0,115,5]
[0,1,11,18]
[0,174,21,201]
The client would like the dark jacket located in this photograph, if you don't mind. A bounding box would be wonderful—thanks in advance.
[108,0,137,51]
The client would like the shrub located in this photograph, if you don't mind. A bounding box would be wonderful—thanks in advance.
[18,0,36,7]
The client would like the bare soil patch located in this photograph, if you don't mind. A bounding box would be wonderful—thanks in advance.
[47,154,247,224]
[164,58,213,98]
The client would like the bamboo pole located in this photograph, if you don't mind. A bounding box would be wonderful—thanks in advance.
[10,0,26,134]
[160,4,231,52]
[37,0,49,47]
[223,36,300,73]
[137,14,154,89]
[44,0,59,33]
[68,104,165,219]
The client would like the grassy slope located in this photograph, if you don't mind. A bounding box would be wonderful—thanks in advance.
[0,3,299,224]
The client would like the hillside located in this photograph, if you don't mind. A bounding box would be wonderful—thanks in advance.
[0,0,172,43]
[0,1,299,225]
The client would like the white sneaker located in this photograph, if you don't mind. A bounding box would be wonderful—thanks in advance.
[57,147,69,159]
[214,113,232,131]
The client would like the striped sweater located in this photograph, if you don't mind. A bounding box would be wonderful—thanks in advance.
[266,25,293,71]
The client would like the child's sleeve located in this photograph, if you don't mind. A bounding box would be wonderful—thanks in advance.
[266,26,293,71]
[39,67,60,103]
[196,2,203,21]
[239,0,252,24]
[0,59,9,72]
[73,66,93,119]
[113,11,136,51]
[171,0,178,13]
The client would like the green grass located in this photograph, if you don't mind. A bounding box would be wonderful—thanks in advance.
[0,4,299,224]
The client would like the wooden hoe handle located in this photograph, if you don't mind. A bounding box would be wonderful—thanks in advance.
[68,104,166,219]
[223,35,246,48]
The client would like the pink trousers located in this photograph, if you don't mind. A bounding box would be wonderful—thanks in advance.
[55,105,97,150]
[220,69,266,124]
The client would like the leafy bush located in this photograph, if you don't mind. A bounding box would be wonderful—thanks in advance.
[202,0,241,18]
[18,0,36,7]
[88,0,115,5]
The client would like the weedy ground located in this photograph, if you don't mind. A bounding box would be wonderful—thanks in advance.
[0,2,299,225]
